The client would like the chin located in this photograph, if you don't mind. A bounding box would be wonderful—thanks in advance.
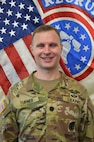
[42,66,56,70]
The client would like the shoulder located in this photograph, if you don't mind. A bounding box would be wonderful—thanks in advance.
[61,72,86,90]
[11,76,29,90]
[61,72,89,99]
[9,72,34,96]
[61,73,94,112]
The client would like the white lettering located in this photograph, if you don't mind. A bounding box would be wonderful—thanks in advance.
[56,0,64,4]
[85,0,94,11]
[44,0,54,7]
[66,0,74,3]
[44,0,94,16]
[74,0,83,6]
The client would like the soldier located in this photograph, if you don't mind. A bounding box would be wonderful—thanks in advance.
[0,25,94,142]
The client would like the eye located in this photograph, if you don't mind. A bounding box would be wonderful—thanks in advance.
[37,43,45,48]
[49,43,57,48]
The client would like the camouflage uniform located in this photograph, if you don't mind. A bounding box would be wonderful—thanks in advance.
[0,71,94,142]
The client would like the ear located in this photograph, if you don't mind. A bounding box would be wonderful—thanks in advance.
[30,44,34,55]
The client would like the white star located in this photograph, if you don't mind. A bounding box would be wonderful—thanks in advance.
[83,45,89,52]
[55,24,60,30]
[80,34,86,40]
[12,21,19,27]
[19,3,25,9]
[15,12,22,19]
[33,16,39,24]
[6,9,13,16]
[0,7,4,13]
[24,14,30,21]
[73,27,79,33]
[27,5,34,12]
[9,29,15,36]
[21,23,28,30]
[0,37,3,42]
[75,64,81,70]
[80,56,87,63]
[3,18,10,25]
[65,23,71,30]
[9,0,16,7]
[0,27,6,34]
[0,0,6,4]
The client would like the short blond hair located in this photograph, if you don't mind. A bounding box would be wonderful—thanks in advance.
[32,25,61,42]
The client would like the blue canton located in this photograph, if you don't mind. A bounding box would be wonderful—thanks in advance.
[0,0,44,50]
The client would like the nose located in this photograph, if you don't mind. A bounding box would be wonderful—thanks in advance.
[44,45,50,54]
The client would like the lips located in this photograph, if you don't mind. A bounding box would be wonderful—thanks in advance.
[41,56,54,60]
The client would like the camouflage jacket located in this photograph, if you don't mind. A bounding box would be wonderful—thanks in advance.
[0,71,94,142]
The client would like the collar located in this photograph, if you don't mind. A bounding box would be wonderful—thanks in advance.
[25,71,68,92]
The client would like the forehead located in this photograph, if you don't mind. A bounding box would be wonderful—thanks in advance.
[33,30,60,42]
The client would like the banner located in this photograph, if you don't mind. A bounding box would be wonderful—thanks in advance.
[0,0,94,103]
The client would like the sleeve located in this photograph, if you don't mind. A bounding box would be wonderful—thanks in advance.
[78,96,94,142]
[0,91,19,142]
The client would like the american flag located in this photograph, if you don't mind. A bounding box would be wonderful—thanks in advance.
[0,0,94,104]
[0,0,44,94]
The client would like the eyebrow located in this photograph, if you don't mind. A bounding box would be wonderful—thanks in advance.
[36,42,58,46]
[36,43,45,47]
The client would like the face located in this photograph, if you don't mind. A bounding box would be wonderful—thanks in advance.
[31,30,62,71]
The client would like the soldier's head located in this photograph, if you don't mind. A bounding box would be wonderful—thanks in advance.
[31,24,62,71]
[31,25,61,44]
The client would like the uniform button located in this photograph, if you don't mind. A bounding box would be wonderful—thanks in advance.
[16,94,19,97]
[49,106,54,111]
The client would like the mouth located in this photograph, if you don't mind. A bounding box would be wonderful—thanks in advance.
[42,57,53,59]
[41,57,54,62]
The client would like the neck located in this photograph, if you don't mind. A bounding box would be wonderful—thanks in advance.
[34,69,61,80]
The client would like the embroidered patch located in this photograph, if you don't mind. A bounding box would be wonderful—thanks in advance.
[0,100,6,114]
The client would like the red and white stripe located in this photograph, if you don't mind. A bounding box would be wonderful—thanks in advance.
[0,34,36,94]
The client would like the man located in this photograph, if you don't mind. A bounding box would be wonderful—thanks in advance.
[0,25,94,142]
